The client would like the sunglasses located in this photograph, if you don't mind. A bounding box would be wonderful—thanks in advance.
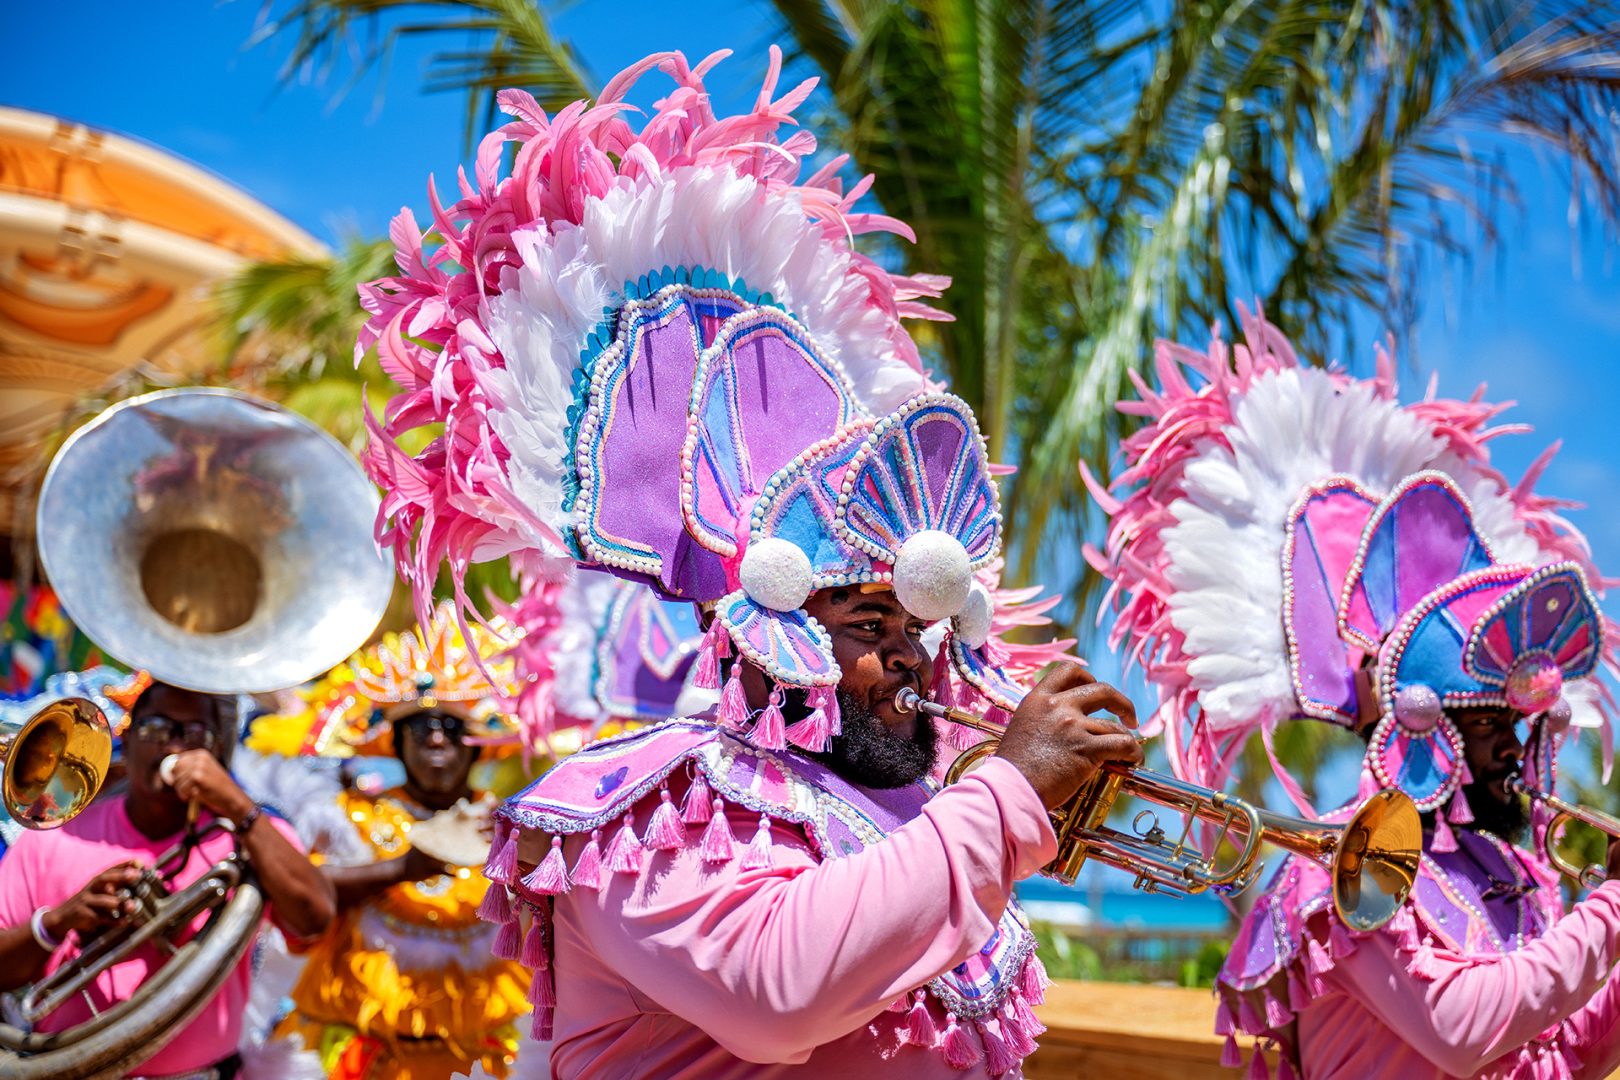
[130,715,221,752]
[398,711,468,741]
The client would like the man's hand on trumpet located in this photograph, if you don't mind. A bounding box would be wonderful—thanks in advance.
[995,662,1143,811]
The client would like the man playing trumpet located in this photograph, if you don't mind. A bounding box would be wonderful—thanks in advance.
[355,48,1141,1076]
[0,680,333,1079]
[1090,309,1620,1078]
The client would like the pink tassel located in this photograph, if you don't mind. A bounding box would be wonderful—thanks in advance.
[1019,955,1049,1006]
[980,1021,1017,1076]
[485,823,519,884]
[1408,936,1444,981]
[1248,1044,1271,1080]
[493,917,523,960]
[983,705,1009,726]
[941,1014,982,1070]
[605,818,644,875]
[752,688,787,750]
[1387,905,1419,950]
[644,787,686,850]
[813,685,842,737]
[477,883,512,924]
[1448,790,1474,824]
[1237,996,1264,1033]
[1457,759,1475,786]
[1221,1033,1242,1068]
[1432,813,1458,853]
[682,773,714,824]
[902,990,937,1047]
[691,635,722,690]
[520,920,548,968]
[740,814,774,870]
[1263,991,1290,1029]
[1329,916,1358,957]
[1009,988,1044,1035]
[929,637,952,702]
[700,801,736,863]
[528,967,555,1009]
[1000,1005,1037,1058]
[1286,970,1310,1012]
[571,829,604,889]
[949,721,983,751]
[531,1007,553,1042]
[1214,1001,1235,1036]
[522,836,572,896]
[719,665,750,728]
[1276,1053,1299,1080]
[786,700,832,752]
[888,997,910,1013]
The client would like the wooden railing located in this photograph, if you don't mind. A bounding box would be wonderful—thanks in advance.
[1028,980,1264,1078]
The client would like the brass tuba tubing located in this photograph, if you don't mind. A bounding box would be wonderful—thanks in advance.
[1506,776,1620,889]
[895,688,1422,930]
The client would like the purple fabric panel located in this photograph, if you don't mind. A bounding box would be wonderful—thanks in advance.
[1291,519,1357,718]
[595,305,711,595]
[916,413,965,511]
[730,327,845,488]
[1528,578,1576,646]
[1393,485,1475,613]
[606,613,688,717]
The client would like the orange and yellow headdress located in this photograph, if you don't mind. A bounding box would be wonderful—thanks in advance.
[248,601,519,758]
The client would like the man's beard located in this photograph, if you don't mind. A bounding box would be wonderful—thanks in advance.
[1458,771,1530,843]
[804,690,938,789]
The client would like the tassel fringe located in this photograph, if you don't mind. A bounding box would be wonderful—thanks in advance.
[522,836,572,896]
[571,830,604,889]
[700,801,736,863]
[606,818,645,875]
[477,883,512,924]
[903,991,937,1047]
[940,1014,982,1070]
[493,917,523,960]
[740,815,774,870]
[682,773,714,824]
[520,921,548,968]
[485,824,519,884]
[644,787,687,850]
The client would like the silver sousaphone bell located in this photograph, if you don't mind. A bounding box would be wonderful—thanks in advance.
[2,388,395,1080]
[36,387,396,694]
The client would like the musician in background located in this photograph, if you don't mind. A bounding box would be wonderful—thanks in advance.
[0,679,332,1080]
[1090,311,1620,1078]
[357,50,1142,1077]
[255,604,531,1080]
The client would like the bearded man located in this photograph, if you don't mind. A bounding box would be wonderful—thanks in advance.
[1089,311,1620,1078]
[354,48,1142,1078]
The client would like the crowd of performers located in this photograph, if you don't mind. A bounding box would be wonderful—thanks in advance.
[4,44,1620,1080]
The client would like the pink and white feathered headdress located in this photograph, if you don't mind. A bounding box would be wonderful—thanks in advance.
[1086,305,1617,829]
[360,49,1054,752]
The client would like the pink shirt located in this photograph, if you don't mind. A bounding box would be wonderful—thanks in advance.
[549,757,1057,1078]
[1298,880,1620,1077]
[0,797,302,1077]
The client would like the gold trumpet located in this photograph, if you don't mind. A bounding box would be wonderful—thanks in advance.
[1507,776,1620,889]
[895,688,1422,931]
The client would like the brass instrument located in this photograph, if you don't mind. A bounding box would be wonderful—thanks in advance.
[0,388,394,1080]
[896,688,1422,931]
[0,698,111,829]
[35,388,395,693]
[1507,776,1620,889]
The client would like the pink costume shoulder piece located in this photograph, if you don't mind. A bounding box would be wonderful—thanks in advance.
[485,721,1056,1076]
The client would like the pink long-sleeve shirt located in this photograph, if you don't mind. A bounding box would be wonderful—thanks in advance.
[1297,880,1620,1078]
[545,756,1056,1077]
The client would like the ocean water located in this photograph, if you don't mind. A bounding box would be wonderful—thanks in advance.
[1016,875,1233,930]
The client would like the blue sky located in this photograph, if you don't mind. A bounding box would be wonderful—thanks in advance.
[7,3,1620,803]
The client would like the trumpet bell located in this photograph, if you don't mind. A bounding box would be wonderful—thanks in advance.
[0,698,111,828]
[1331,789,1421,932]
[36,388,395,694]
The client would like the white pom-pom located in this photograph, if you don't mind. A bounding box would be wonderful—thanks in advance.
[738,538,814,612]
[893,530,971,622]
[955,582,994,648]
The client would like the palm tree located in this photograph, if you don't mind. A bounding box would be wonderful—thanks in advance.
[238,0,1620,632]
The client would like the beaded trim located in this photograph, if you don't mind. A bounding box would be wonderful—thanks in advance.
[571,282,753,577]
[1337,471,1493,653]
[679,306,862,559]
[1279,476,1376,726]
[832,394,1001,567]
[1460,562,1602,687]
[713,590,841,687]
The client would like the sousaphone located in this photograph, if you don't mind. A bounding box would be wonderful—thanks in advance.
[1,388,395,1080]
